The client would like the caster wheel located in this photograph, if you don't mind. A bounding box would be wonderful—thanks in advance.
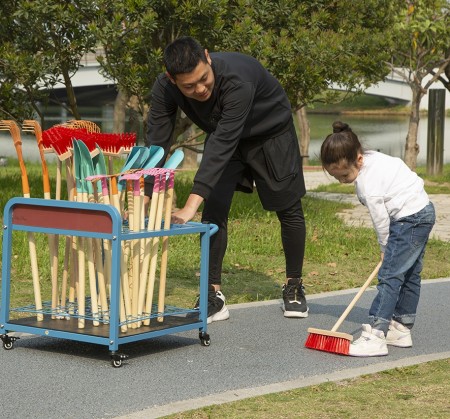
[112,359,123,368]
[199,332,211,346]
[110,352,128,368]
[3,341,13,350]
[201,338,211,346]
[1,335,18,350]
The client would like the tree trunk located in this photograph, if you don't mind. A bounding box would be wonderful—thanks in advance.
[113,89,128,133]
[61,68,81,120]
[128,95,141,144]
[295,107,310,166]
[404,86,423,170]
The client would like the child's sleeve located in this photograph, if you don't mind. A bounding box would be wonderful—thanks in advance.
[364,195,390,252]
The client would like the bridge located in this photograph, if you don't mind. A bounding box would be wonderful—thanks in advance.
[55,54,449,110]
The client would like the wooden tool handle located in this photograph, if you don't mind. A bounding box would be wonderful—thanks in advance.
[331,261,382,332]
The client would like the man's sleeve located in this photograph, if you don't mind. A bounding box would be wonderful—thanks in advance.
[144,77,178,196]
[145,77,178,153]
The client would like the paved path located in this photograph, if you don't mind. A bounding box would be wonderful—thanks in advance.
[1,280,449,419]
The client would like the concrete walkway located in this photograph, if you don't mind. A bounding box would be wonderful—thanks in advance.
[2,280,448,419]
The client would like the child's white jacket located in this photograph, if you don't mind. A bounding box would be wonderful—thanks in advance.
[355,151,430,252]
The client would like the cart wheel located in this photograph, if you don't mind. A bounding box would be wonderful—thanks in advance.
[110,352,128,368]
[112,359,123,368]
[3,341,13,350]
[199,332,211,346]
[1,334,19,350]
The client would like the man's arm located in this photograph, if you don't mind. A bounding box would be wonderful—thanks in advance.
[145,75,178,155]
[144,76,178,198]
[171,193,204,224]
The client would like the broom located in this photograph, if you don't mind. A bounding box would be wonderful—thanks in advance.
[304,261,382,355]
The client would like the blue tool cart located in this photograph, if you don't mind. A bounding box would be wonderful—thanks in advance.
[0,197,217,367]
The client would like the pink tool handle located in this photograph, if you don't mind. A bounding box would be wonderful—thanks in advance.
[159,171,166,191]
[167,171,175,189]
[101,178,109,197]
[153,173,161,193]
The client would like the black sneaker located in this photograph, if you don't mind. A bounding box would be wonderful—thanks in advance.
[188,285,230,324]
[282,278,308,318]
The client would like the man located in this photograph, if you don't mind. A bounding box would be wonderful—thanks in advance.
[145,36,307,323]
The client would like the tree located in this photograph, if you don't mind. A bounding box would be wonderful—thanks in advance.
[389,0,450,170]
[91,0,229,140]
[1,0,404,160]
[214,1,400,163]
[0,1,50,120]
[93,1,399,161]
[0,0,99,123]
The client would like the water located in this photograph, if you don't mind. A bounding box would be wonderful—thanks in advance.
[306,113,450,165]
[1,113,449,165]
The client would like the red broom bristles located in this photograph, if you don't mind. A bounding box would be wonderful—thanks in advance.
[304,329,352,355]
[304,262,382,356]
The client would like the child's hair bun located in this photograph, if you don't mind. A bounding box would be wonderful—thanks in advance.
[332,121,350,133]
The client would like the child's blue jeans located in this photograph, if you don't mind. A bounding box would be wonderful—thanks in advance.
[369,202,436,335]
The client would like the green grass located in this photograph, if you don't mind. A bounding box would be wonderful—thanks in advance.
[1,160,449,417]
[164,358,450,418]
[1,162,450,307]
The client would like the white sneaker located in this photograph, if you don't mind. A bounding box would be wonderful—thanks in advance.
[386,320,412,347]
[349,324,388,357]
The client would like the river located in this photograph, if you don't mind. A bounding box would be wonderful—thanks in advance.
[306,113,450,165]
[0,113,449,166]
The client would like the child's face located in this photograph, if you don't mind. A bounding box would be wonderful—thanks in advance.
[325,155,363,184]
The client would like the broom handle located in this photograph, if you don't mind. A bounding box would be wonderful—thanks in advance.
[331,261,382,332]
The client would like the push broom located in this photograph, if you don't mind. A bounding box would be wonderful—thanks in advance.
[305,261,382,355]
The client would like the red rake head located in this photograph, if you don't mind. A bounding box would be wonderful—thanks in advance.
[43,124,136,158]
[42,126,78,160]
[95,133,136,156]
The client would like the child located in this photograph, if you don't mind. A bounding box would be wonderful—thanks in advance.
[320,121,436,357]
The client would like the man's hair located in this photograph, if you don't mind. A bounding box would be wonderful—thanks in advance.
[163,36,208,78]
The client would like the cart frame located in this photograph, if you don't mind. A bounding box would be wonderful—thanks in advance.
[0,197,216,367]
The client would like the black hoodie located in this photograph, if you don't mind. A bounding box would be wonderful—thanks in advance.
[146,52,293,199]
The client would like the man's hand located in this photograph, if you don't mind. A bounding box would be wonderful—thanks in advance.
[171,193,204,224]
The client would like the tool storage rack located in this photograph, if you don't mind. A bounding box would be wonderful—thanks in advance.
[0,197,216,367]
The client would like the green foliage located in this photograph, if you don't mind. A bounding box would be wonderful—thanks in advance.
[1,0,404,131]
[91,0,230,115]
[392,0,450,70]
[388,0,450,168]
[216,1,399,108]
[0,0,100,122]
